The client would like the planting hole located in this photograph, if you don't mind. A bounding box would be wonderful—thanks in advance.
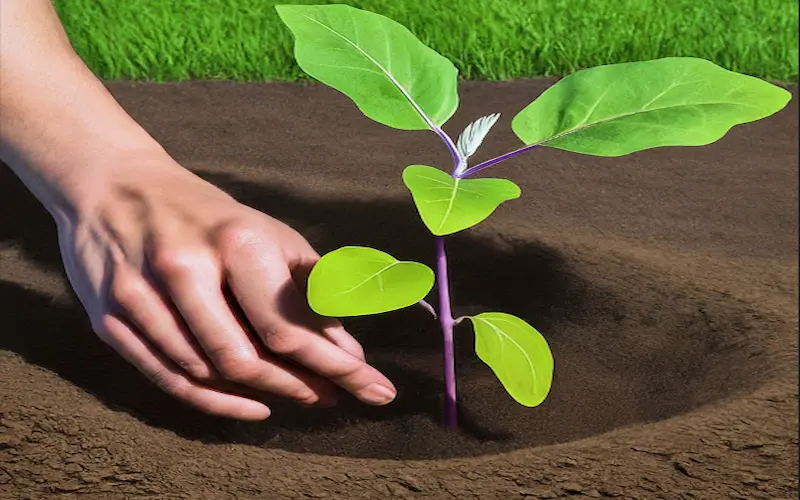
[217,238,775,459]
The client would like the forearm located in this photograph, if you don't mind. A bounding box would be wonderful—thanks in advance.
[0,0,172,221]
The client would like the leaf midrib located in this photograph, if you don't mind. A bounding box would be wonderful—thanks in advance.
[532,96,767,147]
[437,178,460,232]
[332,262,400,296]
[297,11,435,129]
[474,316,538,391]
[408,169,515,232]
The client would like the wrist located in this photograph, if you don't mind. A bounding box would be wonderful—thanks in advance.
[4,141,184,225]
[70,147,194,218]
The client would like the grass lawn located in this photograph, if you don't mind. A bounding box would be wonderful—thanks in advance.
[53,0,798,83]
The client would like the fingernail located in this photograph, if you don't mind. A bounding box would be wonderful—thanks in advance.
[360,384,396,405]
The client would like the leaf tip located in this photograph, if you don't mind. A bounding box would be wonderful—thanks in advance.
[273,4,291,17]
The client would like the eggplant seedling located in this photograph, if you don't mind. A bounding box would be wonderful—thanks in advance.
[275,3,791,429]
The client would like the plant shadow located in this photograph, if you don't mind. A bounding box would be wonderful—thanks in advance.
[0,164,598,453]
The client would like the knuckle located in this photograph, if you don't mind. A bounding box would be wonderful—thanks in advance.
[177,359,216,383]
[151,246,213,278]
[91,314,115,339]
[147,368,186,398]
[328,355,363,379]
[265,333,303,357]
[214,352,261,383]
[109,274,144,307]
[216,223,263,256]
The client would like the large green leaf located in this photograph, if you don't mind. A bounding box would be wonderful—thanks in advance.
[275,4,459,130]
[512,57,792,156]
[307,246,434,317]
[402,165,520,236]
[468,313,553,407]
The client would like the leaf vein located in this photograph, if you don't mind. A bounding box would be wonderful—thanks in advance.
[475,317,538,391]
[297,12,434,129]
[436,179,460,232]
[332,262,400,296]
[539,100,769,147]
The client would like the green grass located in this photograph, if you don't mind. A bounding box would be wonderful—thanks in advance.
[53,0,798,83]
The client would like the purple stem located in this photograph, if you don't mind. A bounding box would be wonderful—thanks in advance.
[459,142,539,178]
[425,123,543,428]
[435,236,457,429]
[431,126,465,176]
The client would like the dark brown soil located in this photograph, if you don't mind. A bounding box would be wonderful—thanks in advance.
[1,79,797,499]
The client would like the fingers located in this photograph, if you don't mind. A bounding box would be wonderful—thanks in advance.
[96,314,271,421]
[109,263,216,382]
[224,241,396,406]
[148,245,338,407]
[320,321,366,362]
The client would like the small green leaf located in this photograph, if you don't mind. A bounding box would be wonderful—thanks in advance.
[307,246,434,317]
[275,4,459,131]
[468,313,553,407]
[402,165,520,236]
[512,57,792,156]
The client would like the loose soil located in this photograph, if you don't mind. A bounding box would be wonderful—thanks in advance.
[1,79,797,499]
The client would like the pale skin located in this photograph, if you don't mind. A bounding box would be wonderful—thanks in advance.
[0,0,397,420]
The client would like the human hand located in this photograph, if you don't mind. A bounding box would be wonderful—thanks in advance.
[1,0,396,421]
[56,154,396,420]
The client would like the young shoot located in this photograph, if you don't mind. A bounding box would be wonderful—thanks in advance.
[276,3,792,429]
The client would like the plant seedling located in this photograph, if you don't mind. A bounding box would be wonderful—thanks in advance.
[275,3,791,429]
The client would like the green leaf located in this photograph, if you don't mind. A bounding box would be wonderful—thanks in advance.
[512,57,793,156]
[468,313,553,407]
[307,246,434,317]
[275,4,459,131]
[402,165,520,236]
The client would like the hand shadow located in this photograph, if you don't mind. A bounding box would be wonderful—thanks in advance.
[0,163,601,457]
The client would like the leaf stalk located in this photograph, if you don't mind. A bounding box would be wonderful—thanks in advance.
[418,299,438,319]
[460,143,539,178]
[431,126,464,176]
